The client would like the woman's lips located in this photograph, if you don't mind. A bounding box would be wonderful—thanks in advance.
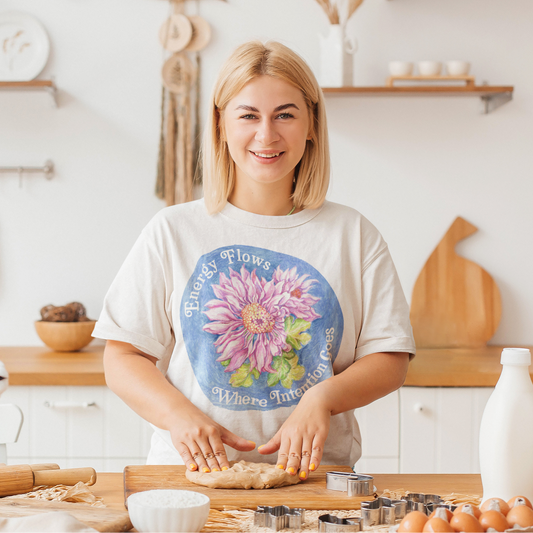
[249,151,285,164]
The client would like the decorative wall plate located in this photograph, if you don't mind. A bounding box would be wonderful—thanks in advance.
[162,52,195,94]
[159,14,193,53]
[0,11,50,81]
[184,16,211,52]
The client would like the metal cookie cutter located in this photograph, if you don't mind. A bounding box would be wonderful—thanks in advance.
[361,497,407,527]
[254,505,305,531]
[318,514,363,532]
[326,471,375,497]
[405,493,443,514]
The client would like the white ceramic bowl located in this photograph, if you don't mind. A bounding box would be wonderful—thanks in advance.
[418,60,442,76]
[127,489,210,533]
[446,60,470,76]
[389,61,414,76]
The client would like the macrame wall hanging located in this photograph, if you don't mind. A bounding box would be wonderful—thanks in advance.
[155,0,221,206]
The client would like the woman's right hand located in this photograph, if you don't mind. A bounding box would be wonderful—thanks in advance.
[168,403,256,473]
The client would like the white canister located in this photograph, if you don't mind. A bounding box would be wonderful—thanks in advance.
[318,24,357,87]
[479,348,533,503]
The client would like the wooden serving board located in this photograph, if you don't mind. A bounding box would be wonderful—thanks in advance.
[410,217,502,348]
[124,465,374,511]
[0,499,132,532]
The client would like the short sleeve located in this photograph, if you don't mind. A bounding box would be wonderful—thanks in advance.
[355,245,416,360]
[92,221,175,361]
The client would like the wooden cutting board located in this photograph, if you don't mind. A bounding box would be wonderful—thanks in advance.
[410,217,502,348]
[124,465,374,510]
[0,499,132,532]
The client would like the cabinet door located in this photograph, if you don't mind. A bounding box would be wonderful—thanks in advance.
[399,387,493,473]
[354,391,399,473]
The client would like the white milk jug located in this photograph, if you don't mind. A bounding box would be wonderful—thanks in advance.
[479,347,533,503]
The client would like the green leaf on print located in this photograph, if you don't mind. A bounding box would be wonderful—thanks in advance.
[284,316,312,351]
[282,349,297,359]
[267,356,291,387]
[220,359,230,367]
[229,363,255,388]
[280,355,306,389]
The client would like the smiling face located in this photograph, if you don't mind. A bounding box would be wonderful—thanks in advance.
[221,75,311,193]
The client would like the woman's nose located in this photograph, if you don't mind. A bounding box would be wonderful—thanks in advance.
[255,120,280,144]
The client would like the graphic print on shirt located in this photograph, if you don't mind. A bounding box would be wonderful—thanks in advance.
[180,245,344,411]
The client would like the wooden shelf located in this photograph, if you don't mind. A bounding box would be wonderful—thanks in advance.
[0,80,58,107]
[322,85,514,113]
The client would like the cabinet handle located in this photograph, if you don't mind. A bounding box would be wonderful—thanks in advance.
[413,403,424,412]
[44,401,96,409]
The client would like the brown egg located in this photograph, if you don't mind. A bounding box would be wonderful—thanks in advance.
[453,504,482,519]
[450,512,484,532]
[508,495,533,509]
[506,504,533,528]
[423,517,454,532]
[479,510,510,532]
[429,508,454,521]
[399,511,429,532]
[480,498,510,516]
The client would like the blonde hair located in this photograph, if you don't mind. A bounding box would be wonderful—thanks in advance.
[202,40,330,214]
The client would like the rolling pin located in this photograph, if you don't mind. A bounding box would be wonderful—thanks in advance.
[0,464,97,497]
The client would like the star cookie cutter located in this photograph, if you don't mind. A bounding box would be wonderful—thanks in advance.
[318,514,363,532]
[254,505,305,531]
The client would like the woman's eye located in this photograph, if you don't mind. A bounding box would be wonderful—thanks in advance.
[277,113,294,119]
[240,114,257,120]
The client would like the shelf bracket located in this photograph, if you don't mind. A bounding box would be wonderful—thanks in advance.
[44,80,58,108]
[480,91,513,114]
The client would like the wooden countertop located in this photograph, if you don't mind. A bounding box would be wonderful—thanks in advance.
[1,344,532,387]
[91,472,483,512]
[0,345,106,386]
[405,345,533,387]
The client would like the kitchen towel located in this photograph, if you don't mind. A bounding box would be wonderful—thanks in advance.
[0,511,97,532]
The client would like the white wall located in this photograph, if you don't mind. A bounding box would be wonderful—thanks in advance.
[1,0,532,346]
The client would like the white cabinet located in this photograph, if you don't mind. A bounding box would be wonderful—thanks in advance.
[399,386,493,473]
[0,386,152,471]
[354,391,400,473]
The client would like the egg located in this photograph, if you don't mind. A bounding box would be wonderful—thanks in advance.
[423,517,454,532]
[450,512,484,532]
[479,510,509,532]
[506,503,533,528]
[480,498,510,516]
[508,495,533,509]
[453,504,482,519]
[430,508,454,521]
[398,511,429,533]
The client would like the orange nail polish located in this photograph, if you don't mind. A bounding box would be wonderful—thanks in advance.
[222,466,229,471]
[248,440,256,447]
[202,467,210,473]
[288,467,295,474]
[258,445,264,450]
[189,464,197,471]
[299,471,307,479]
[212,467,220,472]
[310,463,316,471]
[276,464,284,469]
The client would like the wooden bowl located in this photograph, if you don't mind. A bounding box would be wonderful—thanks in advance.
[34,320,96,352]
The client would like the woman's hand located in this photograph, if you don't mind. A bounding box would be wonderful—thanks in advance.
[168,402,256,473]
[257,385,331,480]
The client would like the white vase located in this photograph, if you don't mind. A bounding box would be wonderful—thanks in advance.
[319,24,357,87]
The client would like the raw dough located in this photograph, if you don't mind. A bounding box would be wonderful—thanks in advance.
[185,460,302,490]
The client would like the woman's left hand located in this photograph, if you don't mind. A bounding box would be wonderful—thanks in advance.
[257,385,331,480]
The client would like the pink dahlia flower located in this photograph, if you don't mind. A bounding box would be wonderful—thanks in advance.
[271,266,321,323]
[203,265,290,373]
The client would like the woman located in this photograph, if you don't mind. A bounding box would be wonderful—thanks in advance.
[94,41,415,480]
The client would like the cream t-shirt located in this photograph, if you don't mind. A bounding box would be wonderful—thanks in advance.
[93,199,415,466]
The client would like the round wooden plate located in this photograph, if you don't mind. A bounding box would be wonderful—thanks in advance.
[159,14,193,52]
[184,15,212,52]
[162,52,195,94]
